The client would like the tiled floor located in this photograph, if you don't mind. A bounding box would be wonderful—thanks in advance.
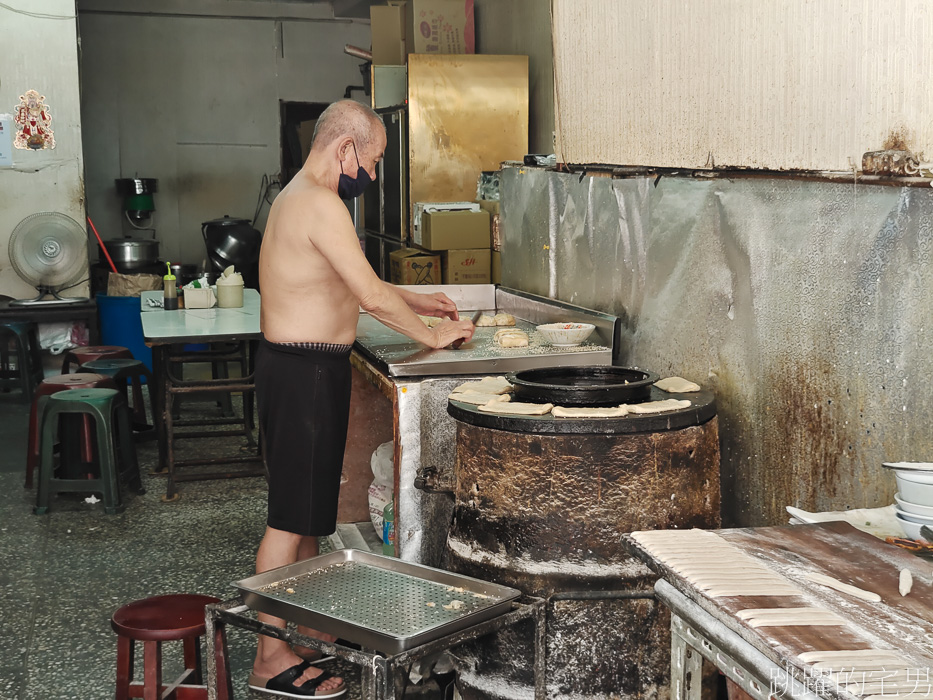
[0,384,401,700]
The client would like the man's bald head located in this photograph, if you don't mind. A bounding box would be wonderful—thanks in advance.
[311,100,384,153]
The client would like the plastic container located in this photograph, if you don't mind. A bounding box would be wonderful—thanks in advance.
[163,262,178,310]
[95,293,152,371]
[382,501,395,556]
[216,282,243,308]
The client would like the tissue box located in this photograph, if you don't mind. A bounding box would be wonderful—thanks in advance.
[183,287,216,309]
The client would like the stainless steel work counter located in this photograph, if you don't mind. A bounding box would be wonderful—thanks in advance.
[351,285,620,566]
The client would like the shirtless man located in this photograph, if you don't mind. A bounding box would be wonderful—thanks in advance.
[248,100,474,698]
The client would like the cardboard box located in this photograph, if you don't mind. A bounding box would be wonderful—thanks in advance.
[371,4,407,65]
[406,0,475,55]
[491,250,501,284]
[390,247,442,285]
[443,248,490,284]
[421,210,490,250]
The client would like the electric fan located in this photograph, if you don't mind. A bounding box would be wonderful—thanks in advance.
[8,212,89,306]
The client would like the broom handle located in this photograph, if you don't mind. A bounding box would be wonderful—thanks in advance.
[86,215,119,274]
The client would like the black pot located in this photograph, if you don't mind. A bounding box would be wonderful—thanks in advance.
[201,216,261,271]
[507,366,659,406]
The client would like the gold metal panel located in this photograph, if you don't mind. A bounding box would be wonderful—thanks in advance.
[408,54,528,226]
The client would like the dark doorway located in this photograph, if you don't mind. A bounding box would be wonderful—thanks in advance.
[280,101,329,185]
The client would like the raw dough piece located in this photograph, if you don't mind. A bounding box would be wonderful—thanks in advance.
[798,649,905,663]
[478,401,553,416]
[494,329,529,348]
[655,376,702,393]
[702,583,802,598]
[494,313,516,326]
[625,399,692,414]
[452,376,513,395]
[419,315,442,328]
[899,568,913,596]
[804,572,882,602]
[736,607,846,627]
[552,405,629,418]
[475,314,497,327]
[449,391,511,406]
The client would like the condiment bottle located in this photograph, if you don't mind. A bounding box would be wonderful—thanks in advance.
[163,262,179,310]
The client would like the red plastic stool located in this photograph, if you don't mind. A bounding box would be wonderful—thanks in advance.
[111,593,219,700]
[24,373,118,488]
[61,345,132,374]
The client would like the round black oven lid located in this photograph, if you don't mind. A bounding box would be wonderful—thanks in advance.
[507,366,659,407]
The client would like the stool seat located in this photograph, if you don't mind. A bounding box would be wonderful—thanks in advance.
[25,373,119,488]
[34,387,143,515]
[112,594,219,641]
[111,594,218,699]
[61,345,132,375]
[79,358,155,434]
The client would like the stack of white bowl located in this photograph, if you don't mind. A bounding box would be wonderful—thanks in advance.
[889,462,933,540]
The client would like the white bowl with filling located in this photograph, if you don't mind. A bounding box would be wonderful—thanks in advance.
[536,323,595,347]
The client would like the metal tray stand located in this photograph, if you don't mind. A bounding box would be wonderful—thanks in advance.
[233,549,521,654]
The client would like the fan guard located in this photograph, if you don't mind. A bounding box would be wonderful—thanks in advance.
[8,212,89,305]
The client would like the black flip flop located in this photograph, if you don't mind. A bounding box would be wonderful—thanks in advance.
[247,661,347,699]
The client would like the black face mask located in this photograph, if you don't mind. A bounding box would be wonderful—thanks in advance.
[337,141,371,199]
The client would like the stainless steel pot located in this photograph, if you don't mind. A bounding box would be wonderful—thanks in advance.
[103,239,160,271]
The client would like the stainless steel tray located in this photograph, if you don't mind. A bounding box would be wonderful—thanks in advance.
[233,549,521,654]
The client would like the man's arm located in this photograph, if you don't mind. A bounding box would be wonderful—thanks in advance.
[306,192,472,348]
[386,283,459,320]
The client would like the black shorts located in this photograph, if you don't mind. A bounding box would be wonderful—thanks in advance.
[255,338,352,536]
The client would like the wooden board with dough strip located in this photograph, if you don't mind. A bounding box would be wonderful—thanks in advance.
[625,522,933,698]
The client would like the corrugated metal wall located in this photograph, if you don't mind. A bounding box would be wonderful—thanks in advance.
[501,167,933,527]
[552,0,933,171]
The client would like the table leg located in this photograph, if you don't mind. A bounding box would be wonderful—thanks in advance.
[204,606,234,700]
[533,599,546,700]
[152,345,168,476]
[671,618,703,700]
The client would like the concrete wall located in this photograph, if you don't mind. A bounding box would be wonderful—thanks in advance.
[474,0,553,154]
[0,0,87,300]
[78,1,370,268]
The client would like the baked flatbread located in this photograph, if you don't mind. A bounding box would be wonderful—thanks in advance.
[552,405,628,418]
[475,314,497,327]
[448,391,511,406]
[494,313,516,326]
[478,401,553,416]
[655,376,701,393]
[624,399,691,414]
[451,376,514,395]
[494,329,528,348]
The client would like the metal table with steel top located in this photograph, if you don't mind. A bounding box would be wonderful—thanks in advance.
[351,285,621,566]
[626,521,933,700]
[203,550,546,700]
[141,289,263,499]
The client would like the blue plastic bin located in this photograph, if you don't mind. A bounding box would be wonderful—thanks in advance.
[95,293,152,372]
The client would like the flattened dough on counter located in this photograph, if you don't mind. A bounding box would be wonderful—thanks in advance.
[736,607,847,627]
[804,572,882,602]
[451,376,514,395]
[625,399,692,414]
[552,405,629,418]
[655,376,701,393]
[418,315,442,328]
[449,391,511,406]
[494,312,516,326]
[494,329,529,348]
[475,314,497,327]
[478,401,553,416]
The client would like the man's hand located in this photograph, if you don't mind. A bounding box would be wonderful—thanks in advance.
[409,292,459,321]
[430,318,475,348]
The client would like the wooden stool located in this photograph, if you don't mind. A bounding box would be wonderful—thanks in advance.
[34,388,144,515]
[61,345,132,374]
[111,593,219,700]
[0,320,44,402]
[79,358,155,433]
[24,373,119,488]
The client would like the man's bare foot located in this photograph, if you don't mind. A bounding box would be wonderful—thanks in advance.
[251,650,344,696]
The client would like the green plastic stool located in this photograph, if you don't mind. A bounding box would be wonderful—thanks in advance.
[0,321,44,403]
[78,358,155,433]
[34,388,145,515]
